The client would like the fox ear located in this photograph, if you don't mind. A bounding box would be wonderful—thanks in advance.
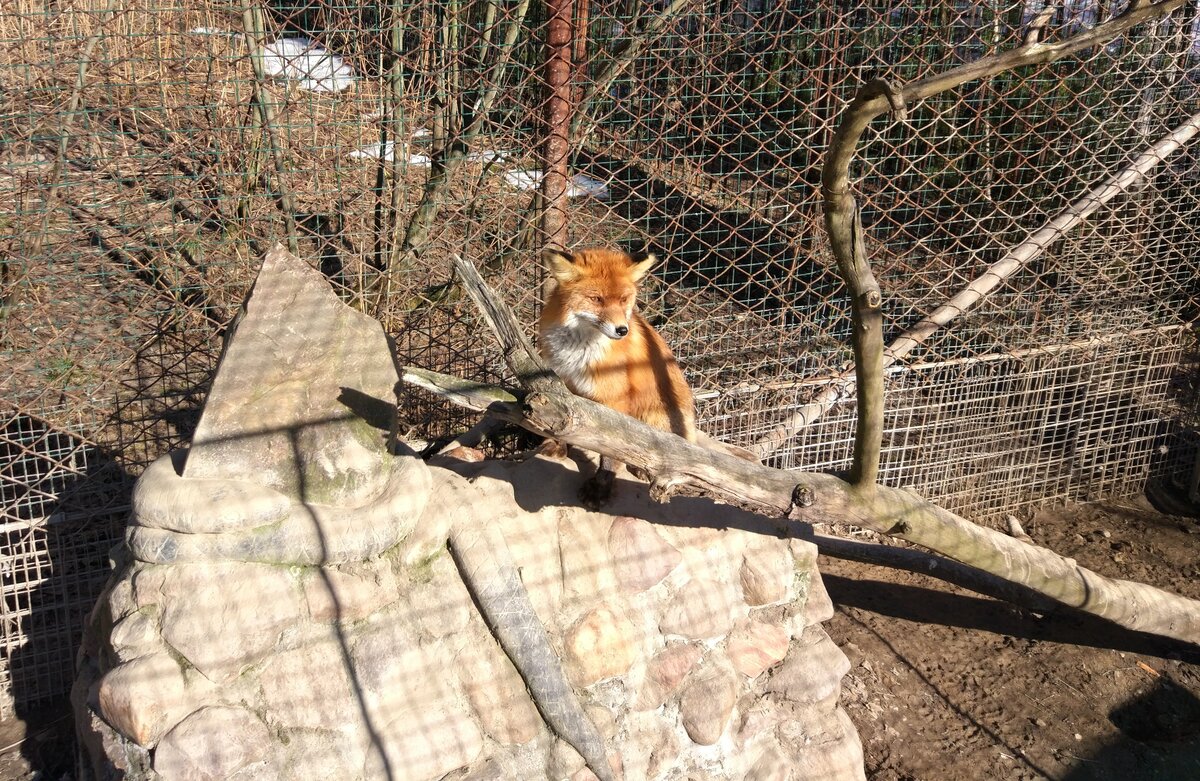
[628,252,657,283]
[543,248,580,283]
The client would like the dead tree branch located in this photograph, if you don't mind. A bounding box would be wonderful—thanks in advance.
[821,0,1188,488]
[753,104,1200,460]
[403,256,1200,647]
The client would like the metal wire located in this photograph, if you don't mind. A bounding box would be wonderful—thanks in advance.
[0,0,1197,717]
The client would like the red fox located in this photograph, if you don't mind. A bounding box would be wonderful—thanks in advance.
[538,247,697,506]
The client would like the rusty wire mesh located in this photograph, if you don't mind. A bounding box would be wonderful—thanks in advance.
[0,0,1198,718]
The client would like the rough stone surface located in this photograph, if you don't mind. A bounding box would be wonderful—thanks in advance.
[258,635,363,732]
[565,604,640,686]
[609,516,681,594]
[366,701,485,780]
[661,577,743,640]
[635,643,702,711]
[184,245,400,503]
[558,511,614,617]
[679,659,739,746]
[781,709,867,781]
[462,632,544,745]
[151,561,305,681]
[153,706,273,780]
[765,625,851,707]
[746,745,792,781]
[801,567,835,626]
[727,620,790,679]
[302,559,399,622]
[740,544,794,606]
[72,246,865,781]
[96,653,191,746]
[108,609,161,664]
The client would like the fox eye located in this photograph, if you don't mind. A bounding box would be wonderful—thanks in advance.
[589,294,603,304]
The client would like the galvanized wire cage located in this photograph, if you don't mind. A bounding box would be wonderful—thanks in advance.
[1,0,1198,718]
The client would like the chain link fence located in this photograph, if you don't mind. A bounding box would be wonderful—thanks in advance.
[1,0,1198,719]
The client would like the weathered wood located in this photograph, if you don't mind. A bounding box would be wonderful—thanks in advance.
[404,258,1200,648]
[819,0,1188,486]
[755,105,1200,460]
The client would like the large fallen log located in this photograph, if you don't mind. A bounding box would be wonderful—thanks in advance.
[403,256,1200,648]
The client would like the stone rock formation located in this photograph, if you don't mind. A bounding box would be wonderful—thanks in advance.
[73,245,866,781]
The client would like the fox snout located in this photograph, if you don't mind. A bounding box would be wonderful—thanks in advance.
[594,319,629,340]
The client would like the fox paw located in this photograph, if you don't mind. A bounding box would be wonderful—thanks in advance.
[579,470,615,510]
[535,438,570,460]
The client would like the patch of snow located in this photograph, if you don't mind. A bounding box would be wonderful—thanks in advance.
[260,37,354,93]
[502,170,610,200]
[348,142,431,166]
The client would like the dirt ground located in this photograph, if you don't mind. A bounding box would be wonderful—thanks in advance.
[1,496,1198,780]
[825,495,1200,781]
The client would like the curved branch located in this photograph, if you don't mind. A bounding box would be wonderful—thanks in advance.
[820,0,1188,487]
[754,105,1200,460]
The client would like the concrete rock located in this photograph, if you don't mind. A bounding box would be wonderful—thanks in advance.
[801,570,835,626]
[635,643,702,711]
[462,634,543,745]
[153,706,274,780]
[108,609,162,664]
[661,578,743,640]
[781,709,867,781]
[745,744,791,781]
[151,561,304,681]
[727,620,789,679]
[565,604,640,687]
[559,510,617,616]
[96,652,191,747]
[258,635,363,731]
[679,660,738,746]
[609,516,681,594]
[126,454,427,566]
[366,701,485,781]
[184,245,403,505]
[739,544,793,607]
[764,625,850,707]
[302,559,399,622]
[275,727,364,781]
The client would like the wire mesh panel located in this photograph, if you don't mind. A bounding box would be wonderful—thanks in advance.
[0,0,1198,716]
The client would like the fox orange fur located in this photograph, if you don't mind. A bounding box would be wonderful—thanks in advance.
[538,247,696,505]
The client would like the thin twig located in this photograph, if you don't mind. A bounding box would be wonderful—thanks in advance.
[373,0,531,311]
[240,4,299,254]
[27,0,122,264]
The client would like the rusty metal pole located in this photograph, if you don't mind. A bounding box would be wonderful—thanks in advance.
[541,0,575,251]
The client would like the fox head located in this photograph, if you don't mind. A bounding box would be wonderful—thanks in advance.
[544,248,656,340]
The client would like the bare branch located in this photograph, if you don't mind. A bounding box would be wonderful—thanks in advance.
[403,256,1200,647]
[753,106,1200,460]
[241,4,300,254]
[821,0,1188,487]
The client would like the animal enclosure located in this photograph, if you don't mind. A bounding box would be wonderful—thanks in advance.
[1,0,1199,721]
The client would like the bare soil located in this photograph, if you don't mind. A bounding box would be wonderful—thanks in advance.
[825,495,1200,781]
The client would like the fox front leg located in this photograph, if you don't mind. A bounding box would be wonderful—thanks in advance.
[579,454,619,509]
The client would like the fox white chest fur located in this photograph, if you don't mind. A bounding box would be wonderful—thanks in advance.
[539,313,612,398]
